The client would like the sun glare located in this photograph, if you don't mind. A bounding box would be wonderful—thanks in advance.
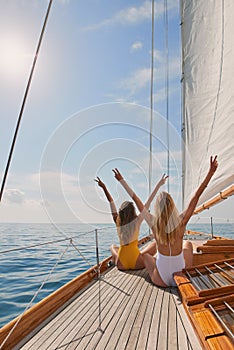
[0,34,32,82]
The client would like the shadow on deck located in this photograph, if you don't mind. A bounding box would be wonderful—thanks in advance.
[17,267,202,350]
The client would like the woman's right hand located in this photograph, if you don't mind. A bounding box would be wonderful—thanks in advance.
[112,168,123,181]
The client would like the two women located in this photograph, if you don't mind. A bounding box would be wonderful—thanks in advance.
[95,174,168,270]
[113,156,218,287]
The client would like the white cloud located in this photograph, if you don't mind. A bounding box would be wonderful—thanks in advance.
[1,163,233,223]
[119,54,180,97]
[0,172,40,205]
[114,1,152,25]
[83,0,178,31]
[4,189,25,204]
[153,49,163,62]
[120,67,151,95]
[130,41,143,52]
[83,1,151,31]
[153,83,180,103]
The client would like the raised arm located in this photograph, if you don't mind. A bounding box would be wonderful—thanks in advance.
[181,156,218,226]
[112,169,167,228]
[94,177,118,223]
[144,174,168,210]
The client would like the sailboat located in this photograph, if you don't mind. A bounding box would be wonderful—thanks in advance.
[0,0,234,349]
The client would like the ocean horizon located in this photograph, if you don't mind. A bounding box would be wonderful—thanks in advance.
[0,222,233,328]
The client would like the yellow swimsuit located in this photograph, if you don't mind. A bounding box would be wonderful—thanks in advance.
[118,240,140,269]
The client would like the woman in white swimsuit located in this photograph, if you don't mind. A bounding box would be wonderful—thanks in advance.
[113,156,218,287]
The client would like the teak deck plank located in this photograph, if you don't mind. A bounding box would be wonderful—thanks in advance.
[50,269,131,350]
[80,270,147,350]
[146,287,164,350]
[136,285,157,350]
[17,267,202,350]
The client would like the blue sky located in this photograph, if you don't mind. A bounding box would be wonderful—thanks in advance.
[0,0,233,225]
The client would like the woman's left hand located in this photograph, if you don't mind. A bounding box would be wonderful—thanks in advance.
[158,174,168,187]
[94,177,106,189]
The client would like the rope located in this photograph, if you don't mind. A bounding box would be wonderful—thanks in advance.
[164,0,170,192]
[0,241,71,350]
[0,0,54,202]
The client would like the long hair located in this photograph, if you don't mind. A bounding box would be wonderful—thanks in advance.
[116,201,137,243]
[154,192,181,245]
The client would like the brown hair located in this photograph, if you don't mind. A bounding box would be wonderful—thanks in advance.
[116,201,137,243]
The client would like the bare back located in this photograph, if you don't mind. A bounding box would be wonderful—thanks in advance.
[152,216,186,256]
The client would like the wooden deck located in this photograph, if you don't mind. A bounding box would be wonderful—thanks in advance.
[16,267,202,350]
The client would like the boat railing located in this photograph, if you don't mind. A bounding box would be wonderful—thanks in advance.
[0,224,152,349]
[0,226,106,348]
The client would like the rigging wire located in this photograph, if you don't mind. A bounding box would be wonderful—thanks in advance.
[164,0,170,193]
[149,0,170,195]
[0,241,71,350]
[149,0,155,199]
[0,0,106,268]
[0,0,54,202]
[0,229,94,255]
[0,224,116,255]
[180,1,186,210]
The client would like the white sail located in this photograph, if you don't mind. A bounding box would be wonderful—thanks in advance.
[181,0,234,208]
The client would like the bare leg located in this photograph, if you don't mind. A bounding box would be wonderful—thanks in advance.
[110,244,124,270]
[110,244,119,265]
[134,254,145,269]
[183,240,193,268]
[134,241,157,269]
[141,241,157,256]
[142,253,167,287]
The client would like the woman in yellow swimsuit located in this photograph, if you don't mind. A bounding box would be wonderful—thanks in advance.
[95,174,167,270]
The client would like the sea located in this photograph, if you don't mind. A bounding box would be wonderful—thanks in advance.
[0,222,233,329]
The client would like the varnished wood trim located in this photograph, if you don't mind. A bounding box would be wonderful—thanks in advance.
[194,185,234,214]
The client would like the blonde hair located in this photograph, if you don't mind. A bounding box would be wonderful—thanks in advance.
[154,192,181,245]
[116,201,137,244]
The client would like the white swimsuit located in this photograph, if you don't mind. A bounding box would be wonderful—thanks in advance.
[156,245,185,287]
